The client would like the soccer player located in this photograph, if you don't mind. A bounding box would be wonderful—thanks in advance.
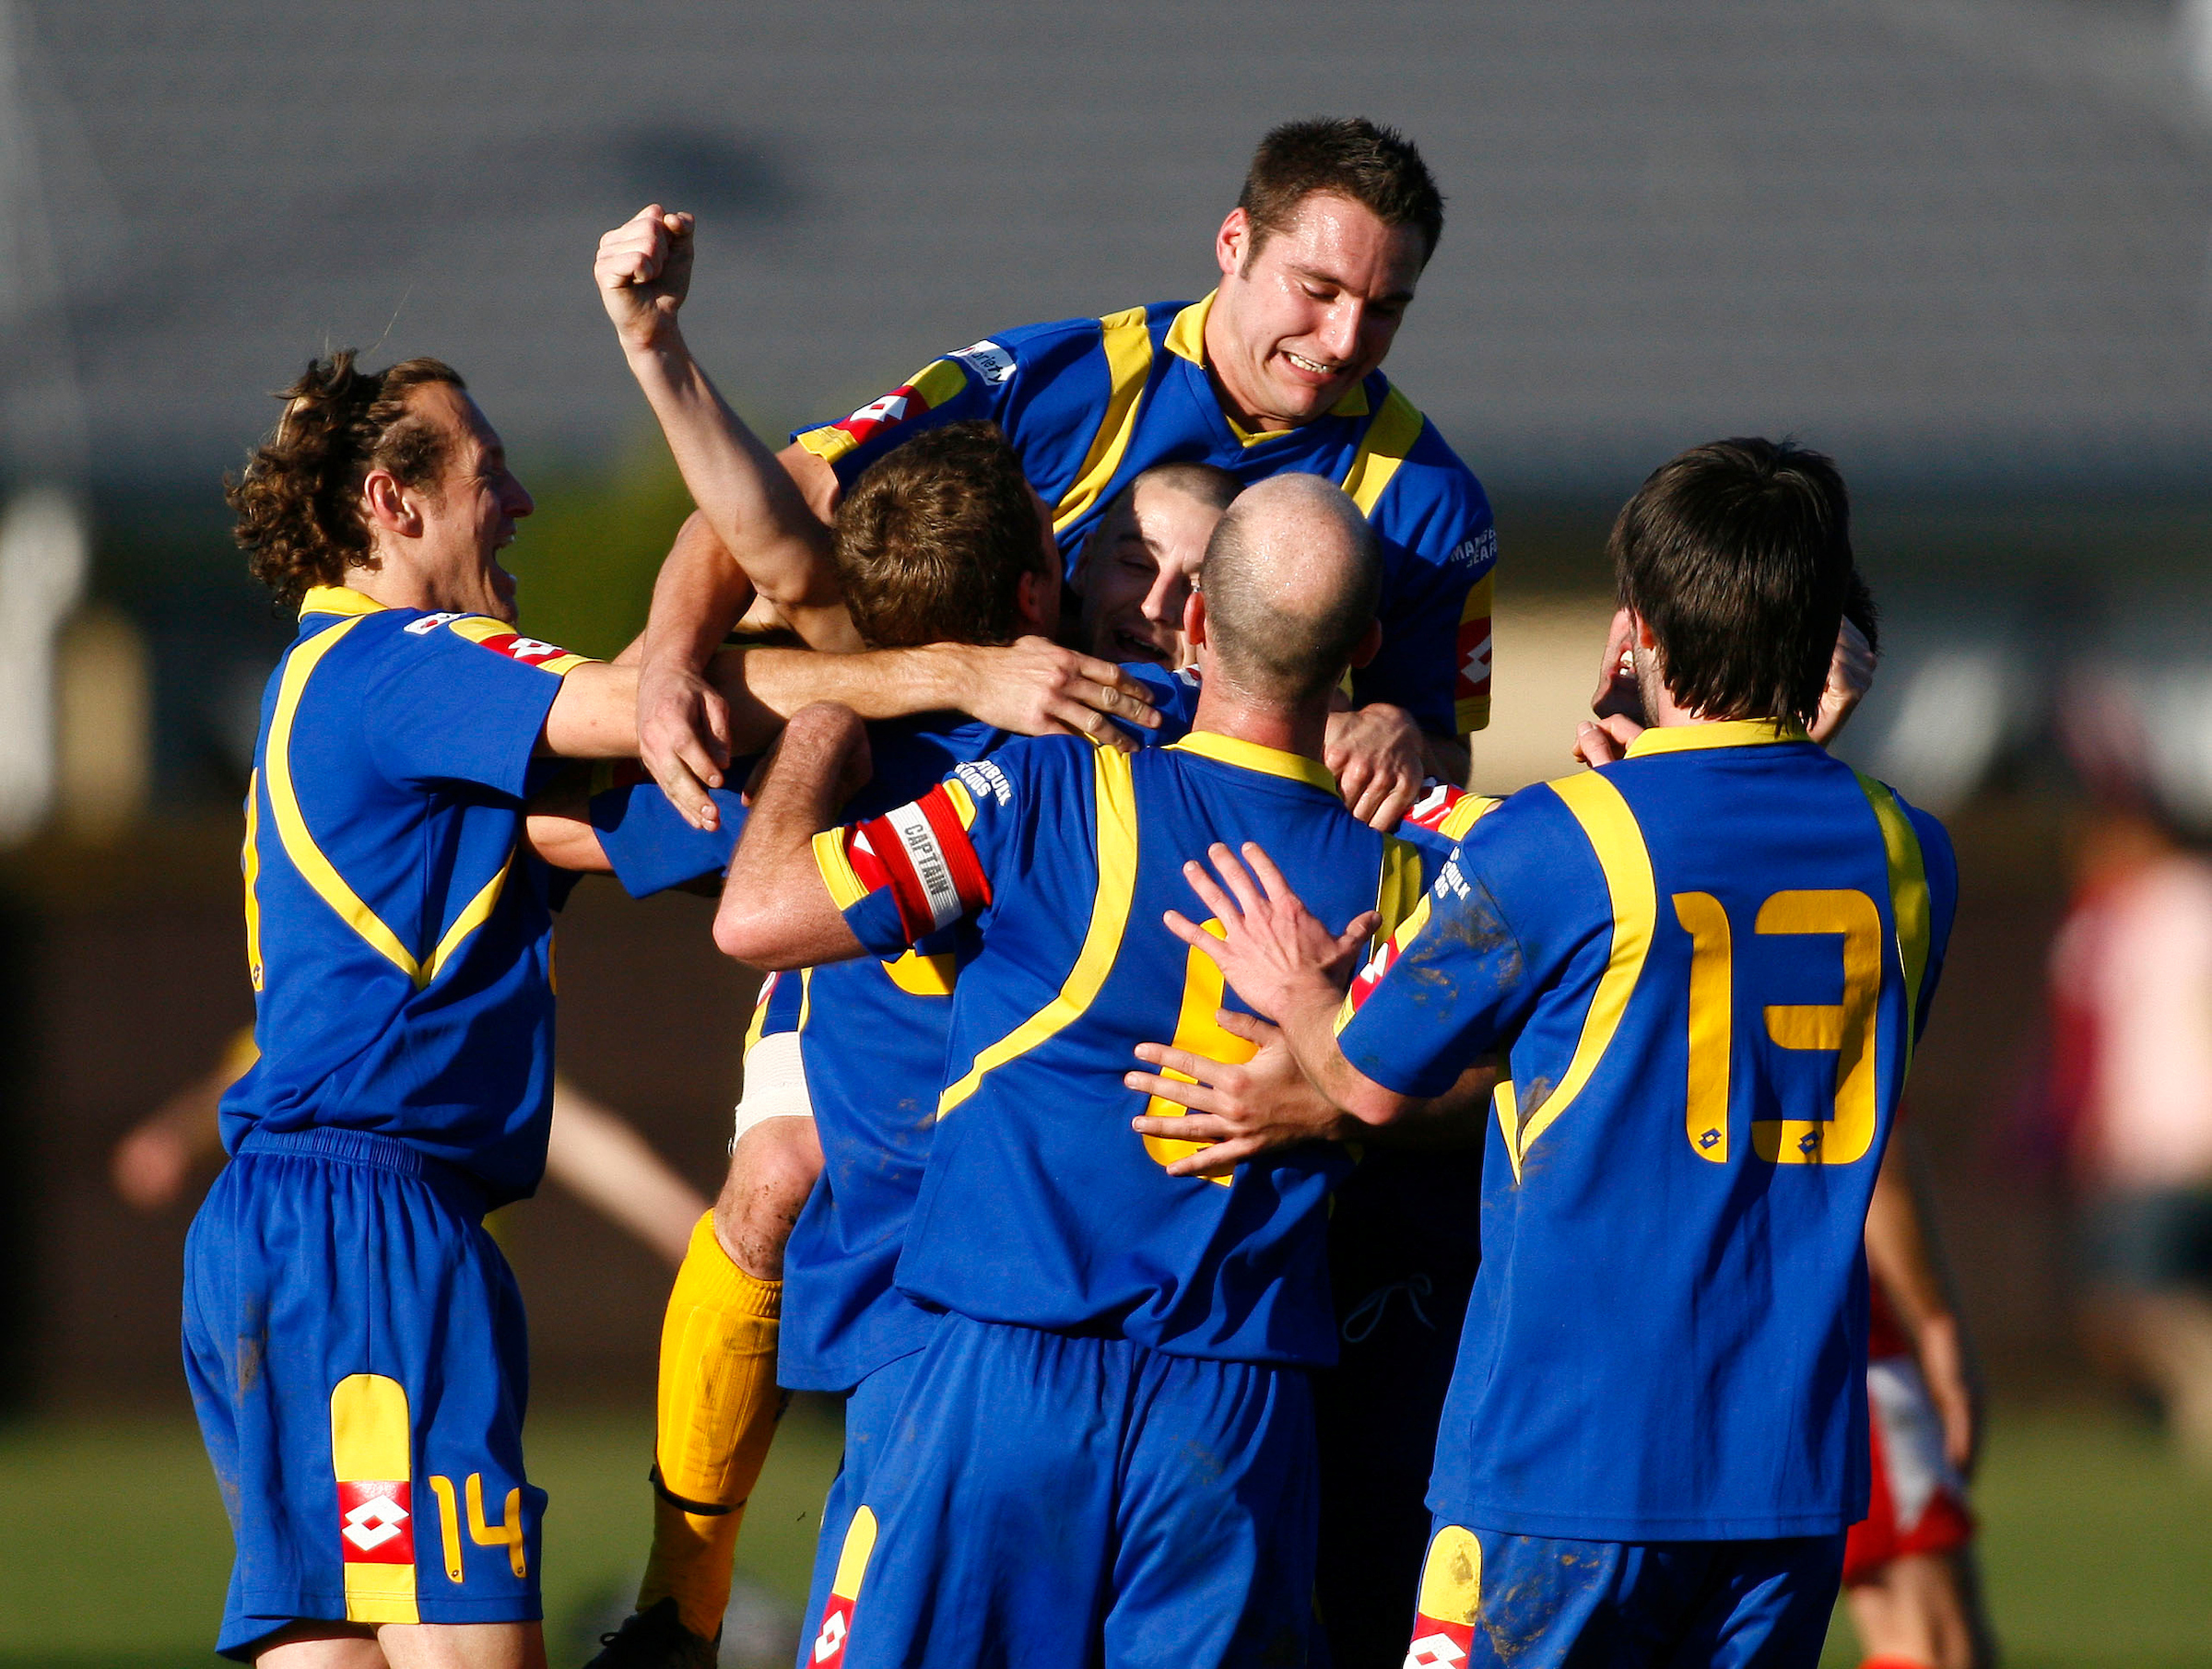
[714,474,1488,1669]
[597,115,1496,832]
[571,447,1233,1669]
[1161,440,1959,1667]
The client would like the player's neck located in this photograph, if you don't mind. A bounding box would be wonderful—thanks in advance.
[1189,686,1328,765]
[347,545,505,618]
[1200,303,1298,436]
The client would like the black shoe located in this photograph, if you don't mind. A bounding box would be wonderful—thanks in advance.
[584,1597,720,1669]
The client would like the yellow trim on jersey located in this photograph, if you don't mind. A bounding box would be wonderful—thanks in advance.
[943,777,979,829]
[242,769,265,992]
[794,356,971,467]
[797,966,814,1034]
[1052,307,1155,535]
[794,422,856,466]
[813,829,870,910]
[266,617,422,981]
[1624,718,1811,757]
[330,1373,419,1624]
[1437,793,1501,843]
[265,617,524,989]
[300,584,386,618]
[1504,771,1656,1181]
[1376,835,1428,944]
[1169,731,1338,796]
[441,614,595,675]
[1493,1075,1523,1167]
[1339,387,1425,516]
[1855,773,1933,1075]
[1335,889,1436,1035]
[1161,292,1371,423]
[937,745,1138,1117]
[743,976,776,1056]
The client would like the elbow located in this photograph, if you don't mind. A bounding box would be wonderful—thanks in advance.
[1342,1082,1415,1130]
[712,895,799,971]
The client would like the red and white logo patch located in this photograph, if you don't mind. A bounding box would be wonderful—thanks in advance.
[1348,943,1396,1013]
[1404,1616,1476,1669]
[1454,616,1492,700]
[833,385,928,450]
[337,1480,415,1564]
[469,631,572,667]
[1405,781,1465,835]
[811,1594,854,1667]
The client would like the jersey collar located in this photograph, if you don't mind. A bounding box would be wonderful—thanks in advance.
[1162,291,1373,432]
[300,584,387,618]
[1171,730,1340,795]
[1623,717,1811,758]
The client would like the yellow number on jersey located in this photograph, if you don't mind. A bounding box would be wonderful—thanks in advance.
[1142,920,1247,1187]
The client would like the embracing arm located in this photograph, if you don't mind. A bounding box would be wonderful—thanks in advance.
[712,703,874,970]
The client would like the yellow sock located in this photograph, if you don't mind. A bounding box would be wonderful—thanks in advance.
[636,1212,785,1640]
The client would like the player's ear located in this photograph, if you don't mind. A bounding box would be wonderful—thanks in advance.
[1182,586,1209,650]
[1347,617,1382,672]
[360,469,421,538]
[1015,566,1057,637]
[1216,208,1250,281]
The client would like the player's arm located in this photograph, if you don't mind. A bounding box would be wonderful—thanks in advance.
[1124,1013,1498,1178]
[712,703,877,970]
[1865,1129,1983,1472]
[596,206,855,647]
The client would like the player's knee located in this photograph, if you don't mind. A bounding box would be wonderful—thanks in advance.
[712,1118,822,1278]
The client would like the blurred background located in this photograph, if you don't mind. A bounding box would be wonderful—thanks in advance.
[1,2,2209,1664]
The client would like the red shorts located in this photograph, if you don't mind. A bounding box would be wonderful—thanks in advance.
[1842,1355,1976,1585]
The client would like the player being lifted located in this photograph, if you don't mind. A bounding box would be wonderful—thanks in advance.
[1159,440,1958,1667]
[597,115,1498,833]
[715,475,1493,1669]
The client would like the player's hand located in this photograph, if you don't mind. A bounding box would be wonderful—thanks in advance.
[1809,616,1877,746]
[1166,842,1378,1025]
[639,655,733,830]
[1124,1011,1349,1178]
[1325,703,1425,829]
[1572,713,1643,769]
[1590,606,1648,725]
[111,1122,194,1210]
[944,639,1160,751]
[595,204,695,354]
[1914,1311,1983,1475]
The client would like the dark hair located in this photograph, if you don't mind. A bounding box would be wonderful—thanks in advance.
[1238,117,1444,265]
[1610,438,1853,728]
[831,421,1047,649]
[226,352,465,605]
[1199,474,1381,704]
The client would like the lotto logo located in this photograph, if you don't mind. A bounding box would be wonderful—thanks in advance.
[1348,945,1395,1012]
[833,387,922,448]
[1455,617,1493,698]
[336,1481,415,1563]
[472,632,571,667]
[1405,1629,1471,1669]
[811,1595,854,1666]
[405,612,464,635]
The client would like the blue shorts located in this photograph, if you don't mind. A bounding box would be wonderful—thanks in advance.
[182,1127,545,1659]
[810,1311,1323,1669]
[796,1349,924,1669]
[1406,1521,1844,1669]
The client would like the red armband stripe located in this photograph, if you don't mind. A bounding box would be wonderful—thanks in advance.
[857,786,988,939]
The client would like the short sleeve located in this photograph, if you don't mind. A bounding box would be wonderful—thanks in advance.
[811,755,1022,957]
[791,340,1016,489]
[363,616,595,796]
[1114,663,1202,746]
[1335,817,1538,1099]
[588,763,750,899]
[1354,429,1497,736]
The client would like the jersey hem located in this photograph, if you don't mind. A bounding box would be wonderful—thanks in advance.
[1437,1502,1855,1541]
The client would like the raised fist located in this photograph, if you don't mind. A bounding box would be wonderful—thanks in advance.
[595,204,695,351]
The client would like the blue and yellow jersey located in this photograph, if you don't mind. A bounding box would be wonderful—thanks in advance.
[223,586,597,1204]
[814,730,1435,1367]
[793,295,1498,735]
[1334,721,1959,1541]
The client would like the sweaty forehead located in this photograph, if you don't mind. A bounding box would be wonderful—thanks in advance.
[411,382,502,463]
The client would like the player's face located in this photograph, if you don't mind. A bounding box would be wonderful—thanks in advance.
[1076,480,1222,668]
[1209,194,1427,431]
[410,382,535,623]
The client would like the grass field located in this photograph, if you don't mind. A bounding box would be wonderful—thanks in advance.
[3,1397,2206,1668]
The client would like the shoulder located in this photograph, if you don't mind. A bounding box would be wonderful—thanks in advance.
[1402,781,1503,844]
[1357,375,1489,516]
[372,611,593,680]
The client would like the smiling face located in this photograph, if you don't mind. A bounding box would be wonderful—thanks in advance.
[401,381,535,622]
[1076,476,1227,668]
[1205,192,1428,432]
